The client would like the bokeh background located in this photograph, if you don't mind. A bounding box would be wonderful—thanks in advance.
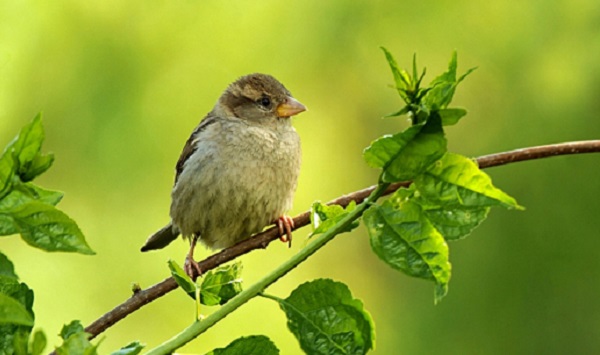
[1,1,600,354]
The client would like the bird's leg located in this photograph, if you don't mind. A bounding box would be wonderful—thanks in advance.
[276,215,294,248]
[184,235,203,279]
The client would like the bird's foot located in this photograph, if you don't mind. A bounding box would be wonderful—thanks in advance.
[184,253,202,280]
[276,215,294,248]
[184,236,202,279]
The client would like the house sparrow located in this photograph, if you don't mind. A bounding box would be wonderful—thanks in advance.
[141,73,306,277]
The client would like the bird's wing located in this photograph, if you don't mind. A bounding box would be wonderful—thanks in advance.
[174,114,220,183]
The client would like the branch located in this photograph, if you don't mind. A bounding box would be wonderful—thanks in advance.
[84,140,600,340]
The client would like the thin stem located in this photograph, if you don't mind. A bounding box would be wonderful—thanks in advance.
[145,183,390,354]
[258,292,285,303]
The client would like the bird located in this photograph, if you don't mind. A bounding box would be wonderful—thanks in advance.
[141,73,306,278]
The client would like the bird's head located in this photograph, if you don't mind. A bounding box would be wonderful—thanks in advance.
[219,73,306,123]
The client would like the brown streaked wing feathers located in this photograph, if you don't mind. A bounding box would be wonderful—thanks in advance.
[174,115,219,183]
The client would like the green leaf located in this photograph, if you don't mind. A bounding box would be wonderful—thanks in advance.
[31,329,47,355]
[0,214,18,237]
[414,153,523,209]
[8,114,44,166]
[0,183,65,237]
[364,199,451,303]
[55,334,99,355]
[422,52,476,110]
[457,66,478,87]
[381,47,411,97]
[200,262,243,306]
[310,201,359,237]
[383,106,410,118]
[364,125,421,169]
[422,204,490,241]
[56,320,98,355]
[9,201,94,254]
[0,278,35,350]
[423,51,458,110]
[0,114,55,186]
[22,183,64,206]
[60,320,85,340]
[21,153,54,182]
[0,154,15,199]
[0,275,34,318]
[207,335,279,355]
[0,253,18,279]
[0,327,30,355]
[3,113,55,183]
[168,260,197,296]
[13,327,31,354]
[0,183,64,211]
[0,293,34,326]
[438,108,467,126]
[364,114,447,182]
[110,341,145,355]
[278,278,375,355]
[0,262,34,355]
[411,188,490,241]
[411,53,419,87]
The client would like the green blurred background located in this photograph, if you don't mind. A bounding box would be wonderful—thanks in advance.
[1,1,600,354]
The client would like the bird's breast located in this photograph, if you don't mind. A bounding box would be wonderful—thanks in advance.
[170,119,301,249]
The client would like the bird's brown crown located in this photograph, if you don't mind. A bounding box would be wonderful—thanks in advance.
[229,73,291,99]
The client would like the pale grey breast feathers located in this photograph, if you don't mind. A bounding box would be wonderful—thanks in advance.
[170,116,301,249]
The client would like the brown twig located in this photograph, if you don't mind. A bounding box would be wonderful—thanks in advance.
[83,140,600,340]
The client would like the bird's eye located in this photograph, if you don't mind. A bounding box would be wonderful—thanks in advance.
[257,96,271,108]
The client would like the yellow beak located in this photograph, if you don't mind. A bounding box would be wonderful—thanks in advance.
[276,97,307,118]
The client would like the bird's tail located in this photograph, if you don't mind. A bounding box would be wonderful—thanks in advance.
[141,222,180,252]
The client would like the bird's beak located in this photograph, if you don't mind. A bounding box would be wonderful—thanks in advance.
[276,97,307,118]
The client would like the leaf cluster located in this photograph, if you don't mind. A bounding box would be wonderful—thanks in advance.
[362,49,522,302]
[381,48,475,126]
[54,320,144,355]
[169,268,375,355]
[0,252,40,355]
[1,250,145,355]
[169,253,374,354]
[169,260,244,321]
[0,115,103,354]
[0,114,93,254]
